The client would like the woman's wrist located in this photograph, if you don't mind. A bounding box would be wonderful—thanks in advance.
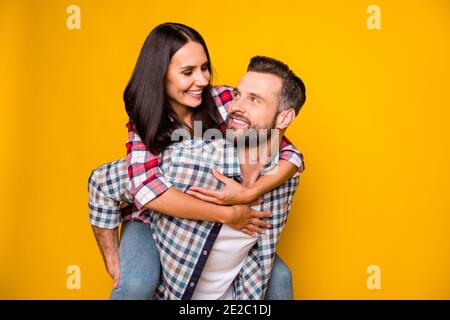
[245,186,260,203]
[218,205,234,224]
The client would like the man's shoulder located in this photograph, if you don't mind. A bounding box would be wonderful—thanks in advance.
[89,158,128,185]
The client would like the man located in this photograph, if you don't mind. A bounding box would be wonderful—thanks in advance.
[89,56,306,299]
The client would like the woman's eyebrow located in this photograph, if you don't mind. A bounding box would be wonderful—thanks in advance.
[179,61,209,70]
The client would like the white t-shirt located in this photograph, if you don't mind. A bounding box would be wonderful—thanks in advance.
[191,224,257,300]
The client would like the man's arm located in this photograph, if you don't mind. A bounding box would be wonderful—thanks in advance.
[91,226,120,288]
[88,164,125,287]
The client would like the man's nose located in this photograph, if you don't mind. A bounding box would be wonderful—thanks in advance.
[230,99,246,113]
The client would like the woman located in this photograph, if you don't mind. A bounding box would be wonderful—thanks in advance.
[97,23,303,299]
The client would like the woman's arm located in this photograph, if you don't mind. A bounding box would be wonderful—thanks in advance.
[250,137,305,199]
[250,159,298,199]
[143,187,271,237]
[126,121,271,236]
[186,138,305,205]
[186,160,296,205]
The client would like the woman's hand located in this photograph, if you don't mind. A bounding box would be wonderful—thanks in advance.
[186,169,259,205]
[225,203,272,237]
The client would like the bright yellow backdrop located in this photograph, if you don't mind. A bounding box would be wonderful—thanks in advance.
[0,0,449,299]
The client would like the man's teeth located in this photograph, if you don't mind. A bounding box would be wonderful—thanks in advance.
[233,118,247,125]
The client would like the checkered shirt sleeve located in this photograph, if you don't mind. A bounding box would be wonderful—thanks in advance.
[88,159,133,229]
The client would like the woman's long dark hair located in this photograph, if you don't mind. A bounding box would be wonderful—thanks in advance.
[123,23,223,154]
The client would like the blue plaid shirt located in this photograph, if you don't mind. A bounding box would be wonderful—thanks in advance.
[88,138,301,299]
[151,138,299,300]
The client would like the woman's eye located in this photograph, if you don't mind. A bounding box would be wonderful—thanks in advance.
[183,71,193,76]
[201,64,209,71]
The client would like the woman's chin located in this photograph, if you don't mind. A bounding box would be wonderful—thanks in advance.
[186,100,202,108]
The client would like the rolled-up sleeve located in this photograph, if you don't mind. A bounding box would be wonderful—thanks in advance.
[126,122,173,210]
[88,162,123,229]
[279,136,305,177]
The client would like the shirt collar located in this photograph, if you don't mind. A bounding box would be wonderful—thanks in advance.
[220,139,279,178]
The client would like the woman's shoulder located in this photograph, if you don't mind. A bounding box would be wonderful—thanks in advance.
[211,85,233,97]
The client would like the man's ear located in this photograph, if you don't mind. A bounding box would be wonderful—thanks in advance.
[276,108,296,129]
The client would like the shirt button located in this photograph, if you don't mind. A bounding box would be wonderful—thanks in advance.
[190,282,195,287]
[203,250,208,255]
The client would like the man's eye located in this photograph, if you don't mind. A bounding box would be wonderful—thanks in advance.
[251,97,259,103]
[233,91,240,98]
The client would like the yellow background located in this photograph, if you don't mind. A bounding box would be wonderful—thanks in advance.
[0,0,449,299]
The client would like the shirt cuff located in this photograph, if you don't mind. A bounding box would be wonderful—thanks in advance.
[89,205,121,229]
[133,175,173,210]
[280,149,305,177]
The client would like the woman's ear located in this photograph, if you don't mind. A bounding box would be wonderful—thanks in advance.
[276,108,296,130]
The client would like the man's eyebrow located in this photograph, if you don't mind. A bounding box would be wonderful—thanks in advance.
[179,61,209,70]
[248,91,265,102]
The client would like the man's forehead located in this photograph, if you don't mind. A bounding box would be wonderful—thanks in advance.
[236,71,282,96]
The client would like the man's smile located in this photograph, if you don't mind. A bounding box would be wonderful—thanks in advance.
[229,115,251,129]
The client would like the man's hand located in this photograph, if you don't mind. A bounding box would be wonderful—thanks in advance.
[105,255,121,289]
[91,226,121,288]
[226,203,272,237]
[186,169,259,205]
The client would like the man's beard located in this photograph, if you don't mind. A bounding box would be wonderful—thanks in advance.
[225,112,278,149]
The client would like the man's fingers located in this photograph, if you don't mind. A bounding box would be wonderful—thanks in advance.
[186,190,222,205]
[113,276,120,289]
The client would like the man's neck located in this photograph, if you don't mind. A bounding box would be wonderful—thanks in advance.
[237,131,283,187]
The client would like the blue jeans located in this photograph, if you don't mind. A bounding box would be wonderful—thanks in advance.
[110,221,293,300]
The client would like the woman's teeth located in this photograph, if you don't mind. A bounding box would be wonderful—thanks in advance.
[186,90,202,98]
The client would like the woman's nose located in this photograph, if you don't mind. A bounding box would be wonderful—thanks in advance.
[195,71,209,86]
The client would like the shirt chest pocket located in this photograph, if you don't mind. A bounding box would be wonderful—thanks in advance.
[166,142,223,191]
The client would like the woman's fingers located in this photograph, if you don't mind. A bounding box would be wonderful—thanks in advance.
[252,210,273,219]
[186,189,222,205]
[246,224,266,235]
[212,169,233,184]
[241,228,257,238]
[189,186,222,198]
[248,198,263,206]
[251,217,272,229]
